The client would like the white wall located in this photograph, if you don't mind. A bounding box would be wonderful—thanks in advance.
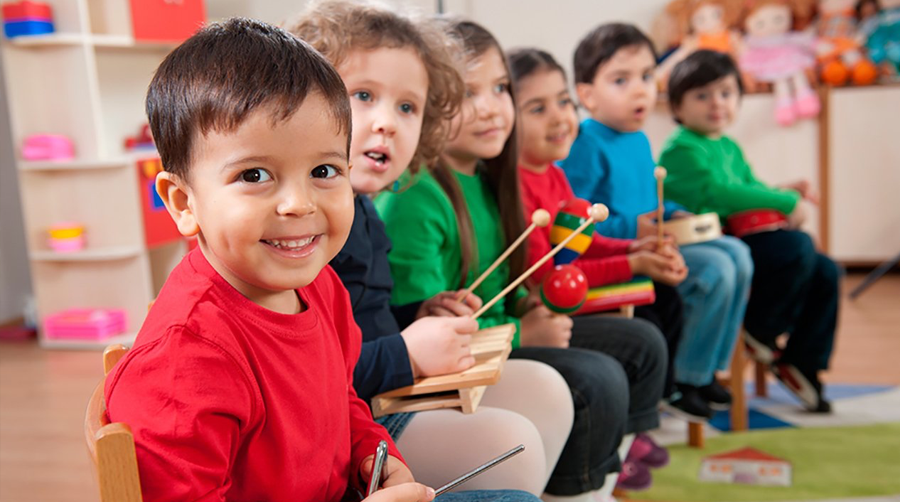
[0,47,33,323]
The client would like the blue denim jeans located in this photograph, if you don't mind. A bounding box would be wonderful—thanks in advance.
[437,490,541,501]
[675,236,753,386]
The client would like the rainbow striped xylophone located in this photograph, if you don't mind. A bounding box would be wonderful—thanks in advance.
[575,277,656,315]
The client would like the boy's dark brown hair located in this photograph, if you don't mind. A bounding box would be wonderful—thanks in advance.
[146,17,351,179]
[437,18,526,289]
[667,49,744,118]
[573,23,658,84]
[284,0,464,172]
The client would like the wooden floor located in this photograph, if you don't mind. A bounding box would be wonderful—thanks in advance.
[0,273,897,502]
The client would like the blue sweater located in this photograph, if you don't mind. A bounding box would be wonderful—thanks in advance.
[330,195,419,402]
[561,118,683,239]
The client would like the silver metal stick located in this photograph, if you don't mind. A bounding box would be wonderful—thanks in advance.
[366,440,389,497]
[434,445,525,496]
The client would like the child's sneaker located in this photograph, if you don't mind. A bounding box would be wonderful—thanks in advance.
[615,459,652,491]
[699,380,732,411]
[771,362,827,411]
[743,331,780,365]
[660,387,713,422]
[627,433,669,468]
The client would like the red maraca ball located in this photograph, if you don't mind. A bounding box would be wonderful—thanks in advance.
[540,264,588,314]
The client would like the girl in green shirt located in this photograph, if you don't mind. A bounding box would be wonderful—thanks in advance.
[378,19,669,499]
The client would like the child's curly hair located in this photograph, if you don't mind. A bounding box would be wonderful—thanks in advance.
[285,0,465,173]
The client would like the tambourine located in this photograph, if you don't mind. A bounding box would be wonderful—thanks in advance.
[662,213,723,245]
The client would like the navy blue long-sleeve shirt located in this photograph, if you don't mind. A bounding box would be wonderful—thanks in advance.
[331,195,418,402]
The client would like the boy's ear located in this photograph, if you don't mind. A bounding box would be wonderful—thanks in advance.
[575,83,597,114]
[155,171,200,237]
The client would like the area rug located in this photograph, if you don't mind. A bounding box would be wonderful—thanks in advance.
[636,422,900,502]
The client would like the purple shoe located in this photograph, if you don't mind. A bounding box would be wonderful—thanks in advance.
[616,459,653,491]
[627,433,670,469]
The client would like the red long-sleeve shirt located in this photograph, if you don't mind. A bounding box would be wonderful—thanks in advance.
[519,164,634,288]
[105,248,399,502]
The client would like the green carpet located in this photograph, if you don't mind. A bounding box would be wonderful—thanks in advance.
[638,423,900,501]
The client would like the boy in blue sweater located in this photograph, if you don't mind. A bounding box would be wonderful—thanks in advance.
[562,23,753,420]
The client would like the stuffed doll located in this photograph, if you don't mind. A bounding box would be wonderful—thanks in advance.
[865,0,900,76]
[739,0,821,125]
[657,0,744,88]
[816,0,879,85]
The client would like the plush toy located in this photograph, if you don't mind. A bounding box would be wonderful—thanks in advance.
[865,0,900,76]
[856,0,883,39]
[816,0,879,85]
[739,0,821,126]
[657,0,744,88]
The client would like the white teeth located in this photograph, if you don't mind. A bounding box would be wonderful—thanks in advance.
[266,237,314,249]
[366,152,386,165]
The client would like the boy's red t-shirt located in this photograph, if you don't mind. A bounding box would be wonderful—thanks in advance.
[519,164,634,287]
[105,248,400,502]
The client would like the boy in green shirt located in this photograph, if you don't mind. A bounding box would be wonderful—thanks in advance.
[658,50,839,413]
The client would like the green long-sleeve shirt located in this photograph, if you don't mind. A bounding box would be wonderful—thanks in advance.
[658,126,800,221]
[375,168,525,348]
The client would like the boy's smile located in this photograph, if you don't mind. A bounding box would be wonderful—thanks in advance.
[340,47,428,194]
[576,44,658,133]
[159,95,353,313]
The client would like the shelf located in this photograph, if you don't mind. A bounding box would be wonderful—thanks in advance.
[91,35,177,51]
[19,158,129,171]
[7,33,86,47]
[5,33,177,51]
[39,331,137,350]
[30,246,143,262]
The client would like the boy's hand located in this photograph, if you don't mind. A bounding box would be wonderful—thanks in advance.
[628,235,676,253]
[363,483,435,502]
[417,290,483,319]
[361,455,417,495]
[783,179,819,204]
[627,250,688,286]
[787,201,808,229]
[519,305,573,348]
[401,316,477,378]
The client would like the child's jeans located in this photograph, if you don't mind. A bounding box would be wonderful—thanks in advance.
[742,229,839,373]
[674,236,753,386]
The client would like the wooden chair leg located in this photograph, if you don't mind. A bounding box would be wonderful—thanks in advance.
[755,361,769,398]
[729,340,749,432]
[688,422,704,448]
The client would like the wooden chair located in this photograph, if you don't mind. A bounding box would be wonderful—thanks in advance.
[84,344,142,502]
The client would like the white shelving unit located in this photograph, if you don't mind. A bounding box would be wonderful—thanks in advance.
[1,0,188,349]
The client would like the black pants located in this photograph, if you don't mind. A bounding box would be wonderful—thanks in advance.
[742,230,839,372]
[512,316,666,495]
[634,282,685,397]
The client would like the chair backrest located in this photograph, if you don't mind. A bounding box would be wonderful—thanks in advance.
[84,344,142,502]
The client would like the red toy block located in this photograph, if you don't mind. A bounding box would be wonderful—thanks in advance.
[129,0,205,43]
[1,1,52,21]
[137,157,182,248]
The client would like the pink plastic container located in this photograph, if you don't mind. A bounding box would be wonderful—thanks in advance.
[43,308,127,341]
[21,134,74,161]
[48,235,85,252]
